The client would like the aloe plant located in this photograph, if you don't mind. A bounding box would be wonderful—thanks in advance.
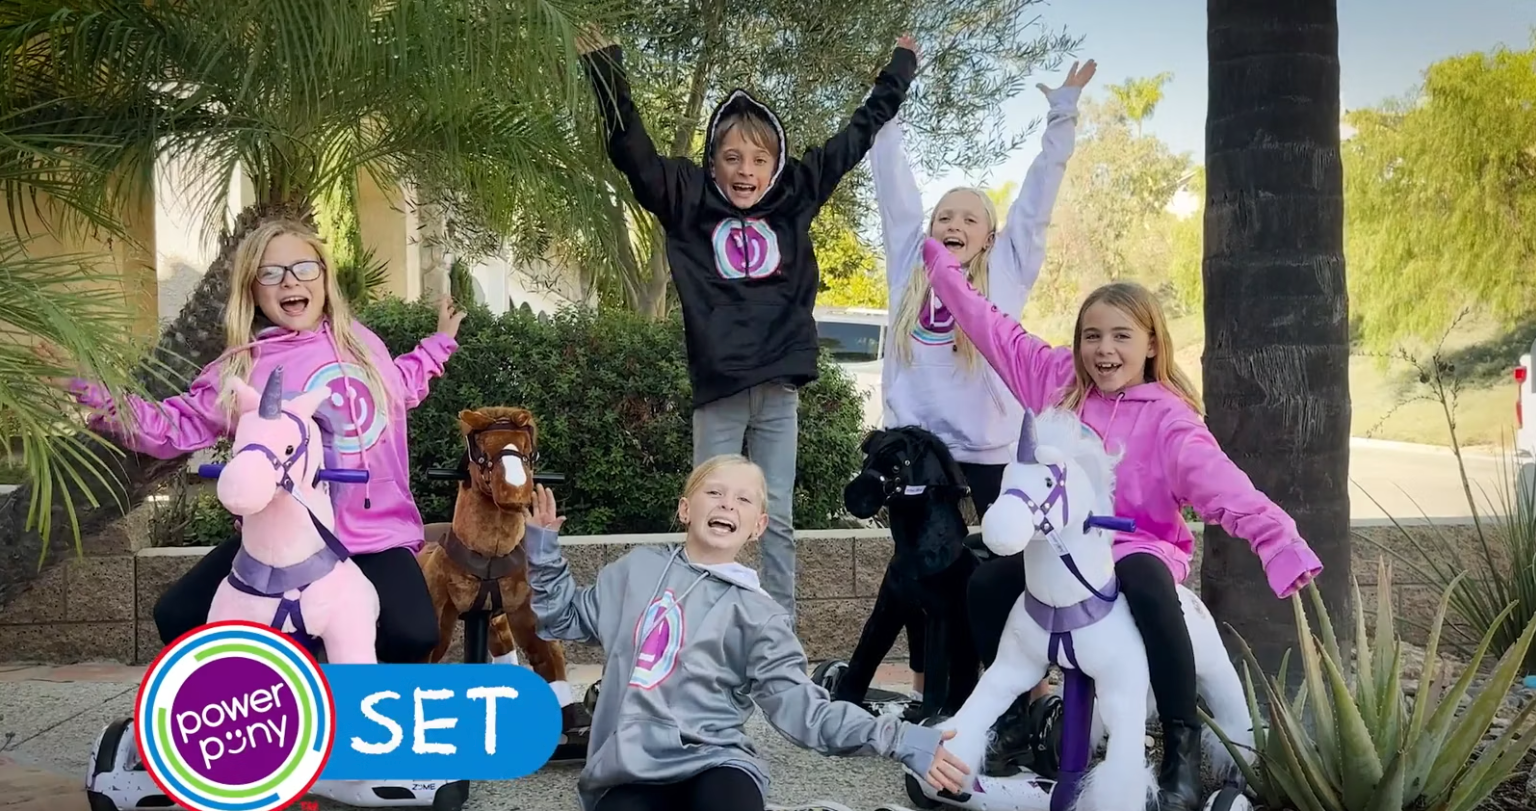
[1205,557,1536,811]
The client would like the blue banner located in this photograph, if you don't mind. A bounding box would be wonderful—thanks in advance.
[319,663,564,781]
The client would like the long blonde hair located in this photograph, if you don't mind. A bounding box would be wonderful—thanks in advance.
[891,187,998,370]
[682,453,767,506]
[1057,282,1204,415]
[215,219,390,422]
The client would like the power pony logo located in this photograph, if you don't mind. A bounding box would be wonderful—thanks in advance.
[135,621,333,811]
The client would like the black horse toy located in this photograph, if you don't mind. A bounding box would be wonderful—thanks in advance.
[820,424,983,722]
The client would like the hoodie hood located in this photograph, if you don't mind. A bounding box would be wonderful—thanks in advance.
[704,89,790,211]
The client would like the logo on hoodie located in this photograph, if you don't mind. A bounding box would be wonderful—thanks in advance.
[712,218,782,280]
[305,362,385,455]
[628,590,684,690]
[912,288,956,346]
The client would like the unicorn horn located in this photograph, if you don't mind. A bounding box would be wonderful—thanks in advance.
[1016,409,1038,464]
[259,366,284,418]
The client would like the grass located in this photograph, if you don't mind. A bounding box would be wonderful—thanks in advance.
[1026,311,1520,449]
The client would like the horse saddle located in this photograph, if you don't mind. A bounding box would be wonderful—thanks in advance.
[441,528,527,617]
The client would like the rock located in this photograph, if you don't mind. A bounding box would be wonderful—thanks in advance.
[1527,759,1536,807]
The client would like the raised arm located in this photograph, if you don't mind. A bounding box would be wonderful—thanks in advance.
[869,114,926,300]
[921,238,1074,412]
[1163,416,1323,598]
[989,61,1094,301]
[796,37,920,207]
[578,34,700,226]
[525,524,605,644]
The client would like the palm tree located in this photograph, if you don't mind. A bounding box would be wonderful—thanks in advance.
[1200,0,1353,677]
[0,0,623,598]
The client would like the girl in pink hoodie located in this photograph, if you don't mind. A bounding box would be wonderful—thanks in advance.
[917,237,1322,811]
[64,218,463,663]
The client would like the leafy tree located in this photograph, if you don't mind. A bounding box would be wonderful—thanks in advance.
[1202,0,1353,678]
[1030,87,1192,317]
[585,0,1082,317]
[0,0,619,597]
[1343,41,1536,350]
[1106,71,1173,135]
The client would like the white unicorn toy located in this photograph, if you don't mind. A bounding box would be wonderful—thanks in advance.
[897,406,1256,811]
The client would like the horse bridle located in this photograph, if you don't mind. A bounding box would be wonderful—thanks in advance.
[464,420,539,480]
[1003,463,1117,602]
[235,410,314,494]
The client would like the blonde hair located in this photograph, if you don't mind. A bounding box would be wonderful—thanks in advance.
[891,187,999,370]
[1057,282,1204,416]
[215,218,390,422]
[714,112,780,159]
[683,453,768,507]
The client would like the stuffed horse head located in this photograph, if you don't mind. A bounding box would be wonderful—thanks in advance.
[843,425,971,520]
[457,406,539,511]
[219,367,333,518]
[982,407,1122,558]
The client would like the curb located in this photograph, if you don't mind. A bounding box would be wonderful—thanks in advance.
[1348,437,1504,459]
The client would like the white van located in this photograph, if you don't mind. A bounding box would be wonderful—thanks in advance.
[814,307,887,429]
[1517,344,1535,500]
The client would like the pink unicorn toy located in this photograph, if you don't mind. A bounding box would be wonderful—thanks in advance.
[204,366,381,663]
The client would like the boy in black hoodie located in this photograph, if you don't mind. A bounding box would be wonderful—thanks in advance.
[578,29,920,621]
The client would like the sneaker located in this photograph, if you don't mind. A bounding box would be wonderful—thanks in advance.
[983,693,1063,778]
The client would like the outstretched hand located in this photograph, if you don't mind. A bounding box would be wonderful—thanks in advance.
[527,484,567,532]
[1038,59,1097,96]
[436,293,466,339]
[925,729,971,794]
[896,33,920,64]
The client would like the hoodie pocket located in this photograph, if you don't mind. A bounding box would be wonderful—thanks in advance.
[704,304,809,373]
[584,714,695,788]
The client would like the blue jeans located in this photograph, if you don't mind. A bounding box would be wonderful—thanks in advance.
[691,381,799,620]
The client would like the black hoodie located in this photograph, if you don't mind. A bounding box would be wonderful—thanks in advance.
[582,44,918,408]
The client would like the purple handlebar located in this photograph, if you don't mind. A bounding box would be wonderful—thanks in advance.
[198,463,369,484]
[1084,515,1136,533]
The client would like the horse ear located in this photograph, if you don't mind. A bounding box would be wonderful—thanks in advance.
[459,409,493,433]
[227,377,261,413]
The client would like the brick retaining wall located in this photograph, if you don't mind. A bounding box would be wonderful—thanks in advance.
[0,518,1499,666]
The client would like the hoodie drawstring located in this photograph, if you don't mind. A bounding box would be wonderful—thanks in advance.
[325,327,372,509]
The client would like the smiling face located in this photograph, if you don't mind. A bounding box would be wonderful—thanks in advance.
[250,233,327,332]
[1076,300,1154,396]
[677,459,768,564]
[710,118,778,209]
[929,189,995,265]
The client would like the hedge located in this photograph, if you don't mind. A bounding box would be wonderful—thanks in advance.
[360,297,868,535]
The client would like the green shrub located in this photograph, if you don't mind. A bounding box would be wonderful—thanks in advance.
[360,297,867,535]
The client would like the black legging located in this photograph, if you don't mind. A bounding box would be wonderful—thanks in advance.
[965,550,1197,726]
[153,536,440,663]
[594,766,764,811]
[906,462,1004,672]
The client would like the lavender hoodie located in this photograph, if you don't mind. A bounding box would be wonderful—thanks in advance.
[68,319,457,556]
[919,238,1323,598]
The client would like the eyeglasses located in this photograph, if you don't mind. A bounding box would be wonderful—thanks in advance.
[256,260,325,286]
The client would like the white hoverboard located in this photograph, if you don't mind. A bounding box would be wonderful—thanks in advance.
[887,762,1254,811]
[83,717,470,811]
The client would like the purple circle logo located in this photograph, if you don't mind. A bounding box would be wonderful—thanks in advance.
[304,362,385,454]
[911,289,956,345]
[712,219,782,279]
[169,657,300,785]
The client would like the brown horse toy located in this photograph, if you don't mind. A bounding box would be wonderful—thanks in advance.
[417,405,590,759]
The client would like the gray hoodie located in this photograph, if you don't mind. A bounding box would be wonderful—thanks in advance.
[524,525,945,810]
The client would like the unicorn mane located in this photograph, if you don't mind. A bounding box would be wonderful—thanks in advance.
[1032,406,1123,515]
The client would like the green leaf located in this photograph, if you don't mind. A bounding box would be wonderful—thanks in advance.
[1319,637,1385,809]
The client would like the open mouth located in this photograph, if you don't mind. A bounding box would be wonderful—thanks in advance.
[279,294,310,317]
[730,182,757,198]
[706,515,738,535]
[1093,361,1122,375]
[942,237,965,250]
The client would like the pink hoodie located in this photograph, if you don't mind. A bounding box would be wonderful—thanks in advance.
[920,239,1322,598]
[69,319,458,556]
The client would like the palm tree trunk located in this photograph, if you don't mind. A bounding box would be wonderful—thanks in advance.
[1200,0,1353,678]
[0,199,312,605]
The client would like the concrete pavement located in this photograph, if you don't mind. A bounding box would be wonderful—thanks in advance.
[1347,438,1515,520]
[0,662,929,811]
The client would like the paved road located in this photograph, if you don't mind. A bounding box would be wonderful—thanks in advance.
[1347,440,1515,520]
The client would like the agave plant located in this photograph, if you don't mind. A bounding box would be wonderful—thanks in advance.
[1205,557,1536,811]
